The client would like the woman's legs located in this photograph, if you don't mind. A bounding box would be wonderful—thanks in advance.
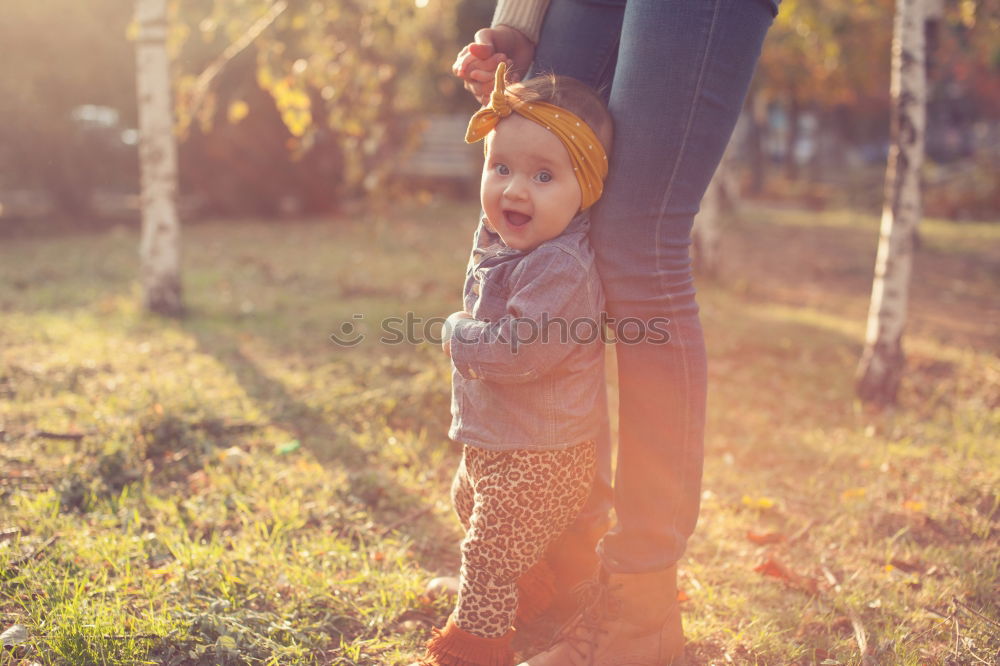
[532,0,627,534]
[517,2,776,664]
[534,0,776,573]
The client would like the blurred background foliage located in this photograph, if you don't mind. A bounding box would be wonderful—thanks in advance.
[170,0,488,216]
[0,0,139,217]
[0,0,997,224]
[750,0,1000,216]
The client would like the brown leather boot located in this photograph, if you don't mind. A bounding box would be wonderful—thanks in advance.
[543,514,612,618]
[517,566,685,666]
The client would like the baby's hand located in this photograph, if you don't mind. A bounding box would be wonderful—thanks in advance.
[442,311,473,358]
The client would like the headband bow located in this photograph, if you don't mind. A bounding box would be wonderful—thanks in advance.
[465,63,608,210]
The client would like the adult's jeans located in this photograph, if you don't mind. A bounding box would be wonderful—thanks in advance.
[530,0,777,572]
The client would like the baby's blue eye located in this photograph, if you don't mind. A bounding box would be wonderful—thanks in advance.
[494,163,510,176]
[536,171,552,183]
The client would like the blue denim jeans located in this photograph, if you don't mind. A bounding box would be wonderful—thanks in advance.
[530,0,777,572]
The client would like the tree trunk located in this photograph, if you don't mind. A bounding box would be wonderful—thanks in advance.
[693,177,723,278]
[747,88,767,196]
[135,0,182,316]
[693,137,740,278]
[784,91,799,181]
[856,0,926,406]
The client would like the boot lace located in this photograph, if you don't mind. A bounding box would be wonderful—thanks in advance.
[550,577,622,664]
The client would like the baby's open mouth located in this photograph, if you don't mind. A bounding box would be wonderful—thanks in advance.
[504,210,532,227]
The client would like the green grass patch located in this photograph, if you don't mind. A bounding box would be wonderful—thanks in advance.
[1,201,997,664]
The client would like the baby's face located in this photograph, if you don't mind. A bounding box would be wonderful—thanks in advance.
[481,115,582,252]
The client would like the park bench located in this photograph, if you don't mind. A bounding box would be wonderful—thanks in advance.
[397,114,482,187]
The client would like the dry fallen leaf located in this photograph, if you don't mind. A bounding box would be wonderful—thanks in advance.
[753,556,820,595]
[0,527,22,543]
[220,446,248,469]
[830,615,854,635]
[0,623,28,646]
[746,530,786,545]
[742,495,777,510]
[755,556,791,579]
[841,487,868,502]
[889,558,925,574]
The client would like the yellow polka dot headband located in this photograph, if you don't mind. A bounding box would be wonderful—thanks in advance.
[465,63,609,210]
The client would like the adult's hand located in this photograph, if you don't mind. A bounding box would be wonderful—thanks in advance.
[452,26,535,105]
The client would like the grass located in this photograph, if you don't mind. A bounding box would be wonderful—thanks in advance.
[1,199,997,665]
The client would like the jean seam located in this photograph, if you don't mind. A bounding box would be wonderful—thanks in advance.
[653,0,723,542]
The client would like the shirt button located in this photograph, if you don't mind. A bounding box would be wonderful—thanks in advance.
[468,367,478,379]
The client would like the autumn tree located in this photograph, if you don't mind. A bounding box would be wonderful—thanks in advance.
[856,0,927,405]
[754,0,894,178]
[129,0,465,311]
[171,0,462,208]
[135,0,183,316]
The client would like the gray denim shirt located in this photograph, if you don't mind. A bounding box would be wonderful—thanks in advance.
[447,211,607,451]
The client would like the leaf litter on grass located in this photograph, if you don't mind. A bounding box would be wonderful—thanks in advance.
[1,202,998,665]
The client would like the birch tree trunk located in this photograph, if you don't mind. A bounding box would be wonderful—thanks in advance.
[693,128,741,278]
[135,0,182,316]
[694,177,723,278]
[856,0,926,405]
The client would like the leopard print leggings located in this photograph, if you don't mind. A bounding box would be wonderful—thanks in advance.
[450,441,597,638]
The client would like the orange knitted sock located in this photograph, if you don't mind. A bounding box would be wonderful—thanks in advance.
[417,617,514,666]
